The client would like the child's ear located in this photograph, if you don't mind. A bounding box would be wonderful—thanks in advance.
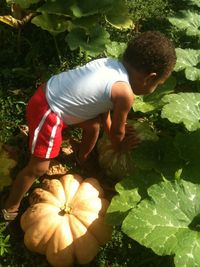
[144,72,157,85]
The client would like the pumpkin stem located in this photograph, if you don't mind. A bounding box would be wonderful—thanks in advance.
[59,203,72,215]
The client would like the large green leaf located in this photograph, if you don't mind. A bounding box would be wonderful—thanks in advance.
[105,0,133,29]
[132,76,176,113]
[133,137,184,179]
[37,0,74,17]
[6,0,40,9]
[161,93,200,131]
[182,0,200,7]
[72,15,98,29]
[106,177,141,225]
[127,170,163,199]
[169,10,200,37]
[15,0,113,16]
[187,0,200,7]
[175,131,200,182]
[31,13,72,35]
[36,0,113,20]
[105,41,126,58]
[175,48,200,81]
[70,0,113,17]
[122,180,200,267]
[106,169,163,226]
[66,26,110,56]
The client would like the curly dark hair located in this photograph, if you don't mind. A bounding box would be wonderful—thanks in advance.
[123,31,176,78]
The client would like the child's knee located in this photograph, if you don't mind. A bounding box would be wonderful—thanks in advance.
[25,165,48,177]
[26,158,50,177]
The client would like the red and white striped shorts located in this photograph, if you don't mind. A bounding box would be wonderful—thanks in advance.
[26,84,68,159]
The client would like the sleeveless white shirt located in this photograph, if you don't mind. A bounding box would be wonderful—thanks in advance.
[46,58,130,125]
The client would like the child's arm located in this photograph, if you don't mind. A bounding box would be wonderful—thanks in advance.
[101,111,111,136]
[110,81,134,151]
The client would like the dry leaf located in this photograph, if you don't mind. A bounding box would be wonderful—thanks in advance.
[46,160,68,176]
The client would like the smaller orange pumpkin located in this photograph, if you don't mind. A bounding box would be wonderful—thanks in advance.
[20,174,112,267]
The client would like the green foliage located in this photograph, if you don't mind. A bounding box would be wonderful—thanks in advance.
[174,130,200,183]
[0,95,26,142]
[84,227,175,267]
[6,0,40,9]
[66,26,110,57]
[106,179,141,225]
[161,93,200,131]
[168,3,200,83]
[174,48,200,81]
[132,137,184,180]
[0,224,10,256]
[169,10,200,37]
[31,13,72,35]
[187,0,200,8]
[179,0,200,8]
[2,0,133,58]
[105,41,126,59]
[105,0,133,29]
[133,76,177,113]
[127,0,171,22]
[122,179,200,267]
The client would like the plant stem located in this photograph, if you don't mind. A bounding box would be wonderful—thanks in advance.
[53,35,62,64]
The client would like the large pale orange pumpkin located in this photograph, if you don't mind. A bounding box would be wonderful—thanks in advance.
[20,174,112,267]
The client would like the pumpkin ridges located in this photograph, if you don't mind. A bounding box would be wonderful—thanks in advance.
[21,203,60,231]
[72,197,110,216]
[21,174,113,267]
[46,216,75,267]
[72,197,112,245]
[84,178,104,197]
[29,188,61,207]
[72,197,102,216]
[69,215,99,264]
[73,210,112,245]
[42,178,66,203]
[23,206,61,254]
[59,174,82,205]
[71,178,104,206]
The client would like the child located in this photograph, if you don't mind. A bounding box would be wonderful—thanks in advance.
[1,31,176,222]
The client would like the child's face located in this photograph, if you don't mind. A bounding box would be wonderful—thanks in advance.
[130,69,170,95]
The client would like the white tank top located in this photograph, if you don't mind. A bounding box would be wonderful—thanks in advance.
[46,58,130,125]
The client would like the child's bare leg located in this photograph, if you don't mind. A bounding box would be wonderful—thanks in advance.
[4,155,50,213]
[77,117,101,164]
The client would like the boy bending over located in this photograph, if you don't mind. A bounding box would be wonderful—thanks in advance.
[1,31,176,223]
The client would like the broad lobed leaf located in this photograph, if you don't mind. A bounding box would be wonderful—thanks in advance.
[161,92,200,131]
[168,10,200,37]
[175,48,200,81]
[122,179,200,267]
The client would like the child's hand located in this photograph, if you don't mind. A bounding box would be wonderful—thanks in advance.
[120,125,141,152]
